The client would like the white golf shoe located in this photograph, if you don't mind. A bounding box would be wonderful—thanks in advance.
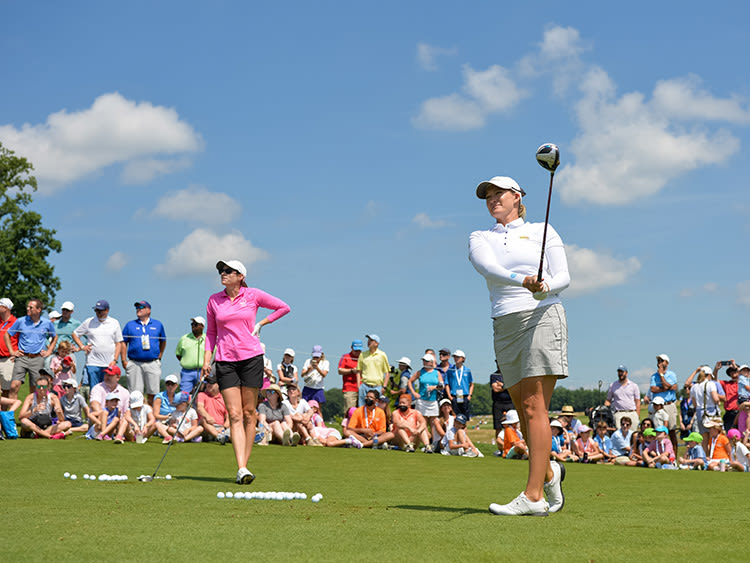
[236,467,255,485]
[544,460,565,513]
[489,492,549,517]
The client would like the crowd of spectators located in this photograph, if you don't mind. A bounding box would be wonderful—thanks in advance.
[1,296,749,473]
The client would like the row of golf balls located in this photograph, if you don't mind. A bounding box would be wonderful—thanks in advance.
[217,491,322,502]
[63,472,172,481]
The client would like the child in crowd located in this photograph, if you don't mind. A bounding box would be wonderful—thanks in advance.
[727,428,750,472]
[705,419,731,471]
[573,425,603,463]
[86,392,121,441]
[308,400,361,448]
[276,348,298,396]
[432,398,454,454]
[50,341,76,396]
[678,432,707,470]
[124,390,155,443]
[157,391,203,443]
[442,413,483,457]
[651,396,669,429]
[550,419,578,462]
[593,421,616,464]
[644,425,675,468]
[59,378,89,435]
[502,410,527,459]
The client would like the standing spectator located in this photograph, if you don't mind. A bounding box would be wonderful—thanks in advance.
[436,348,452,378]
[121,300,166,406]
[72,299,123,390]
[17,370,70,439]
[679,387,695,439]
[490,364,515,453]
[175,316,206,394]
[392,393,432,453]
[88,365,130,442]
[705,419,731,471]
[727,428,750,472]
[5,299,57,397]
[650,353,679,454]
[0,297,18,404]
[678,432,707,470]
[49,341,76,396]
[688,366,722,445]
[276,348,298,394]
[54,301,81,349]
[338,340,362,411]
[408,353,443,428]
[300,345,328,405]
[717,361,740,431]
[604,365,641,429]
[261,343,274,388]
[445,350,473,419]
[609,416,633,465]
[357,334,390,406]
[196,375,230,444]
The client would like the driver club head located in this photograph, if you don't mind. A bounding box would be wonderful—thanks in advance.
[138,475,154,482]
[536,143,560,172]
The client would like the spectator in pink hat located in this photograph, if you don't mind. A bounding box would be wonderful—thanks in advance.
[727,428,750,472]
[308,399,361,448]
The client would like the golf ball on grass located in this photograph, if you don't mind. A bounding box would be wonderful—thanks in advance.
[225,492,233,498]
[165,474,172,480]
[70,474,77,480]
[311,493,322,503]
[64,472,70,478]
[217,492,225,499]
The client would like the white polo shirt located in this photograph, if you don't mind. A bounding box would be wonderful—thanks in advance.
[74,315,124,367]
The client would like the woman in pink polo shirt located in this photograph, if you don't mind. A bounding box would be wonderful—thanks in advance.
[203,259,290,485]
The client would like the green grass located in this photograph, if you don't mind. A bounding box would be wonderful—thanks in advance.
[2,437,746,562]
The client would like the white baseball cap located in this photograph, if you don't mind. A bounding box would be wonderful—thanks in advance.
[652,396,665,405]
[476,176,526,199]
[49,310,61,320]
[62,378,78,388]
[61,301,75,311]
[503,410,520,425]
[130,390,144,408]
[191,316,206,326]
[216,259,247,276]
[0,298,13,309]
[283,348,295,357]
[397,356,411,369]
[165,374,179,384]
[656,353,670,363]
[453,349,466,358]
[701,366,713,376]
[421,353,435,363]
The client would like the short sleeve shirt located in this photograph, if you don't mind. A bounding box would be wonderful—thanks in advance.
[650,370,677,403]
[74,316,123,367]
[8,316,56,354]
[339,353,360,392]
[257,401,290,423]
[348,406,386,434]
[197,391,227,424]
[357,349,389,387]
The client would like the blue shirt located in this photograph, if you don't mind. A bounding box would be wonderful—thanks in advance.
[417,368,440,401]
[650,370,677,402]
[551,433,565,453]
[54,318,82,348]
[594,434,613,455]
[122,318,166,361]
[687,444,707,469]
[8,316,56,354]
[445,365,473,397]
[610,428,633,456]
[155,391,176,416]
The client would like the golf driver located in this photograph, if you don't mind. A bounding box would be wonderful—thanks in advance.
[535,143,560,283]
[138,371,208,482]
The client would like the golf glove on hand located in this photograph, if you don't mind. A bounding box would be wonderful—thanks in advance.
[252,323,262,337]
[532,281,550,301]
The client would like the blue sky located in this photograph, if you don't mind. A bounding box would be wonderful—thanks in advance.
[2,2,749,391]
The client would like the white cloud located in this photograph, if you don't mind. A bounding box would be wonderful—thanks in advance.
[557,67,741,206]
[565,244,641,296]
[122,157,192,185]
[539,25,585,59]
[0,92,203,193]
[152,185,241,225]
[412,212,452,229]
[652,75,750,124]
[738,281,750,306]
[106,251,128,272]
[416,42,456,71]
[155,228,268,277]
[518,25,587,95]
[628,366,655,394]
[413,65,525,131]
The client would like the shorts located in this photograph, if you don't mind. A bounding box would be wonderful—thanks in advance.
[343,391,358,410]
[302,387,326,404]
[215,355,263,390]
[65,415,83,427]
[12,355,45,385]
[0,356,14,390]
[663,402,678,430]
[493,303,568,389]
[126,359,162,396]
[492,401,514,430]
[180,368,200,393]
[86,365,108,387]
[416,399,439,417]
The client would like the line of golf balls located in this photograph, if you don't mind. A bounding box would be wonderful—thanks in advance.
[63,472,172,481]
[217,491,322,502]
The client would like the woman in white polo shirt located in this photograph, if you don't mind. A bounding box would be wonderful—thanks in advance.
[469,175,570,517]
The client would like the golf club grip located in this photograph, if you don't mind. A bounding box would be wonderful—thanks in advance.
[537,172,555,282]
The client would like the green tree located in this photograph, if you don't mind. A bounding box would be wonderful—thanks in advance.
[322,388,345,421]
[0,143,62,314]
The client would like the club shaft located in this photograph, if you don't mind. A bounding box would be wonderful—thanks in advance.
[150,372,207,478]
[537,171,555,282]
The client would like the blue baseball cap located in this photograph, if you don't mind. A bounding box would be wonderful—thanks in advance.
[365,334,380,344]
[93,299,110,311]
[655,425,669,434]
[134,300,151,309]
[351,339,363,351]
[617,365,628,372]
[455,414,468,425]
[174,392,189,405]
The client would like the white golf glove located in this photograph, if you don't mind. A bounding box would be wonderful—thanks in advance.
[532,282,550,301]
[252,323,262,337]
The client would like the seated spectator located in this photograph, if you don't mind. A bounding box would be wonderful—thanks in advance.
[153,373,180,426]
[408,353,443,429]
[559,405,583,436]
[50,341,76,396]
[283,383,314,445]
[628,430,650,467]
[124,390,156,443]
[727,428,750,472]
[86,392,123,441]
[593,421,616,464]
[384,357,413,405]
[0,396,22,439]
[377,394,393,432]
[550,419,578,462]
[442,413,483,457]
[739,400,750,448]
[643,425,675,468]
[257,384,297,446]
[573,425,603,463]
[308,400,361,448]
[18,371,70,439]
[704,418,731,471]
[392,393,432,453]
[651,396,669,429]
[196,375,230,444]
[340,406,356,439]
[502,410,527,459]
[432,398,454,454]
[59,378,90,435]
[610,416,633,465]
[347,388,394,449]
[88,365,130,442]
[678,432,708,470]
[157,391,203,443]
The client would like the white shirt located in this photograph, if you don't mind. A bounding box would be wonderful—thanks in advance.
[301,358,330,389]
[74,315,123,367]
[690,380,720,414]
[731,442,750,470]
[282,398,311,416]
[469,219,570,317]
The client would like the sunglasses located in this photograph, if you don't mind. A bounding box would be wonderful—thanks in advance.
[63,384,73,389]
[165,381,177,386]
[37,385,49,389]
[621,422,631,426]
[135,305,147,310]
[219,267,238,275]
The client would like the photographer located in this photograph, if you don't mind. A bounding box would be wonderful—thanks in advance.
[300,345,328,404]
[276,348,298,398]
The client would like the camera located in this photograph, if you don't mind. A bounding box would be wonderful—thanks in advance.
[721,361,732,366]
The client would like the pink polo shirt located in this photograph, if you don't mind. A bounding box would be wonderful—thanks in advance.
[205,286,290,362]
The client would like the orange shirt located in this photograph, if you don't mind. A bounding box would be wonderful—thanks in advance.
[348,405,386,434]
[503,425,523,456]
[708,433,730,460]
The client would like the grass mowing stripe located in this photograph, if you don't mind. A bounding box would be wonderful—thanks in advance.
[1,439,744,562]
